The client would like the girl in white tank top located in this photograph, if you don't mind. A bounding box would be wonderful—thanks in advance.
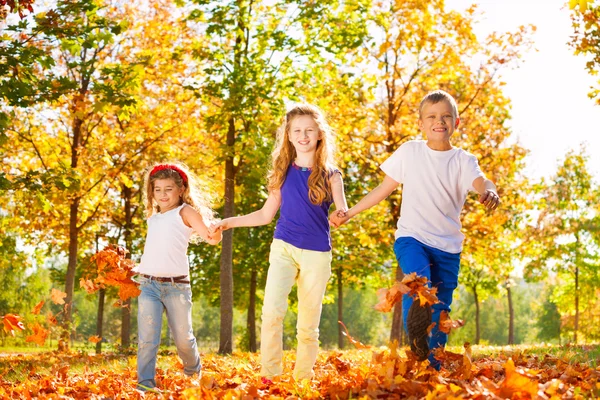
[136,163,221,392]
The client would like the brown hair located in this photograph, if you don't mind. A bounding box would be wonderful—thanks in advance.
[419,90,459,119]
[143,162,215,223]
[267,104,338,205]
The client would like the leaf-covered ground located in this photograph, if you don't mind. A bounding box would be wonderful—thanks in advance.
[0,344,598,399]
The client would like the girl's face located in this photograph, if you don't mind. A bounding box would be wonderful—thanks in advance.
[288,115,321,155]
[152,178,184,213]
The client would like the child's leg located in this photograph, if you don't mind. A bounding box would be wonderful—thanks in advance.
[393,237,432,332]
[427,248,460,368]
[137,278,165,390]
[163,281,201,377]
[260,239,299,377]
[294,248,332,380]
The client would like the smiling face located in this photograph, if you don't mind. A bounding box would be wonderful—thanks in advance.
[418,99,460,147]
[152,178,184,213]
[288,114,322,156]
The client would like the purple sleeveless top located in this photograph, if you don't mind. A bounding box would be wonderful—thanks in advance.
[273,163,336,252]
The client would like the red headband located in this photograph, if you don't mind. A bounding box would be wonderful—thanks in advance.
[150,164,188,184]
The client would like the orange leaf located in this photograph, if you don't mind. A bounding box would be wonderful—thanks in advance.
[338,321,370,349]
[31,300,45,315]
[117,281,141,301]
[46,312,57,325]
[88,335,102,344]
[2,314,25,336]
[80,277,99,294]
[50,288,67,305]
[25,323,49,346]
[439,310,465,334]
[498,358,539,398]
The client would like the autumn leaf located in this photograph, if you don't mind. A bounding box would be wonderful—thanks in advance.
[375,273,439,312]
[117,281,141,301]
[498,357,540,398]
[46,312,58,325]
[338,321,370,349]
[2,314,25,336]
[25,323,49,346]
[88,335,102,344]
[50,288,67,305]
[439,310,465,334]
[80,278,99,294]
[31,300,45,315]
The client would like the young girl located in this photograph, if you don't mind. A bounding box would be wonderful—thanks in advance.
[136,163,221,392]
[213,104,347,381]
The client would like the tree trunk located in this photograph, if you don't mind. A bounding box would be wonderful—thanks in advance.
[473,285,480,345]
[247,266,257,352]
[121,185,133,349]
[507,280,514,345]
[337,267,344,349]
[219,117,236,354]
[61,198,80,351]
[96,288,105,354]
[390,266,405,345]
[574,265,579,344]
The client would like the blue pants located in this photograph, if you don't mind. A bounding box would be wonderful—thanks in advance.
[137,276,201,390]
[394,237,461,368]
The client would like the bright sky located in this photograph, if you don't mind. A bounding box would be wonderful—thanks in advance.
[446,0,600,181]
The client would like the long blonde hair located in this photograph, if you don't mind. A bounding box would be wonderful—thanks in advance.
[267,104,338,205]
[143,162,215,223]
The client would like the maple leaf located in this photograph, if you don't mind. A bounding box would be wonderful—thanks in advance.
[80,277,99,294]
[31,300,45,315]
[439,310,465,334]
[46,312,58,325]
[50,288,67,305]
[25,323,49,346]
[498,358,540,398]
[2,314,25,336]
[117,281,141,301]
[338,321,370,349]
[374,273,439,312]
[88,335,102,344]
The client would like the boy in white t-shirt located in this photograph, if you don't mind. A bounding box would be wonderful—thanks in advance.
[330,90,500,369]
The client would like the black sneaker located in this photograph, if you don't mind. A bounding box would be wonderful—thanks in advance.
[407,300,432,361]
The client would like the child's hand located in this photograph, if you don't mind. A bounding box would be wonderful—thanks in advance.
[329,209,349,228]
[479,190,500,210]
[207,228,223,245]
[210,220,229,234]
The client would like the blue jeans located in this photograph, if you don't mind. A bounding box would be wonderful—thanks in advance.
[137,277,201,390]
[394,236,461,368]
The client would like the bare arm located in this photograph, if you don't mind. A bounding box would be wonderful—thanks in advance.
[180,206,222,245]
[347,175,399,218]
[330,175,399,227]
[473,176,500,210]
[330,172,348,212]
[214,190,281,231]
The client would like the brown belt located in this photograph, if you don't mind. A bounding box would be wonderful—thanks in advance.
[140,274,190,284]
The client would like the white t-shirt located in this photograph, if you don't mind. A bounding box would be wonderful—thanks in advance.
[380,140,484,253]
[138,203,193,277]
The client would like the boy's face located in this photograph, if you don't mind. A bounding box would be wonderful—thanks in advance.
[418,100,460,143]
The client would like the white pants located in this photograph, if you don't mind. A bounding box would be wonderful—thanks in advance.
[260,239,332,380]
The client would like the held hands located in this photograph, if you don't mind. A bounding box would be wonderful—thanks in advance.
[329,209,350,228]
[479,190,500,210]
[206,228,222,245]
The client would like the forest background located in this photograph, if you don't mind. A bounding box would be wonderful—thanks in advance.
[0,0,599,358]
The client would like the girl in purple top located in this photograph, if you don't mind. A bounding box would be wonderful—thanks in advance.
[213,104,347,380]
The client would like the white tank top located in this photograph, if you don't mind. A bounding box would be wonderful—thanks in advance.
[138,204,193,277]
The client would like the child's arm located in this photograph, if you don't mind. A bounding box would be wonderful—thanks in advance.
[472,177,500,210]
[214,190,281,231]
[180,206,222,245]
[331,175,399,227]
[330,172,348,212]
